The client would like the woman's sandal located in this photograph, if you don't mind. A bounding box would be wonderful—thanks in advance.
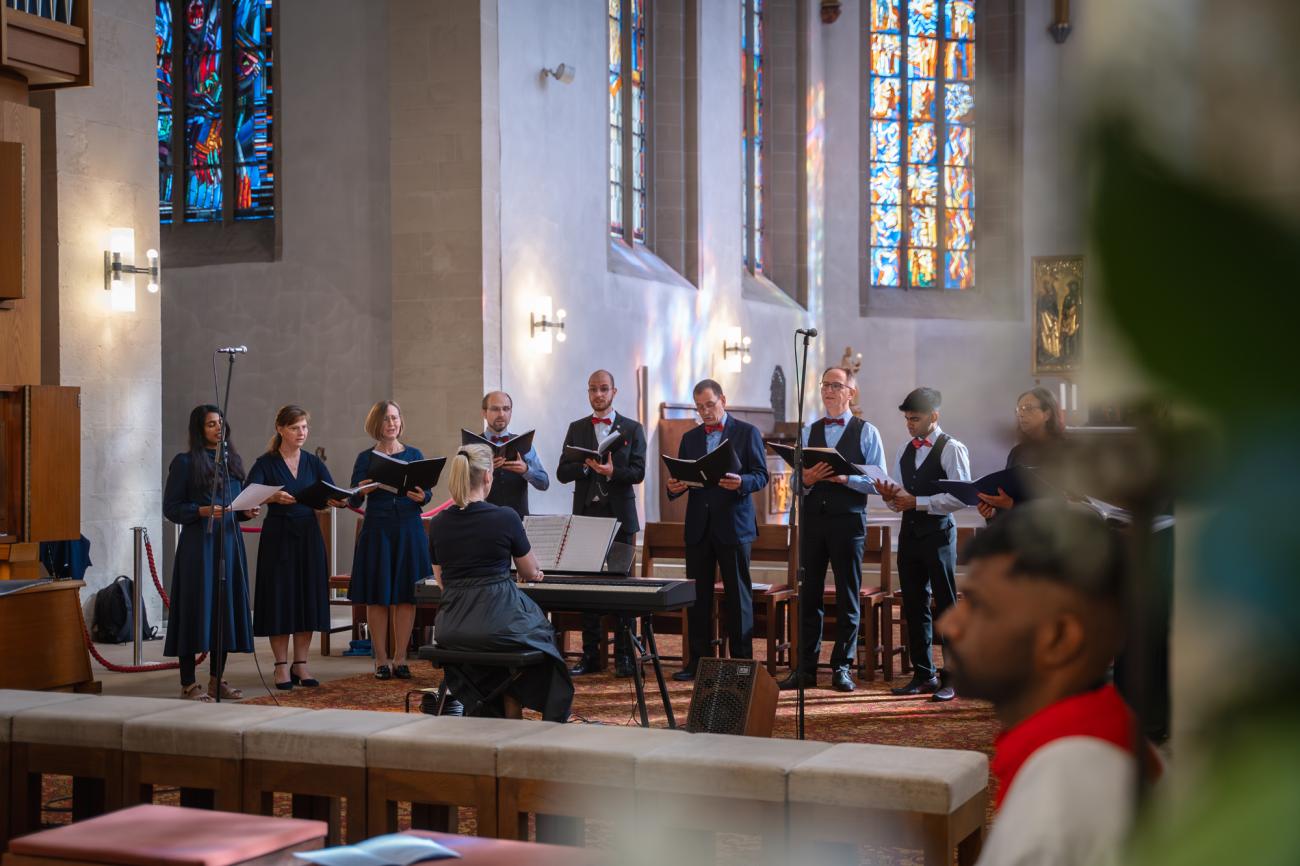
[290,660,319,687]
[208,678,244,700]
[273,661,293,691]
[374,664,393,680]
[181,682,214,702]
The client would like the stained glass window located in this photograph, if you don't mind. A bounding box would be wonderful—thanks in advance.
[609,0,648,245]
[868,0,974,290]
[158,0,275,225]
[741,0,765,273]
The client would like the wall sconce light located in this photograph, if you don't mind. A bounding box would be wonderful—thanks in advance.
[541,63,576,84]
[103,227,160,313]
[529,297,567,354]
[1048,0,1072,43]
[721,326,752,373]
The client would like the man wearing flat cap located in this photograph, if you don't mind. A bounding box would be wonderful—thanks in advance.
[876,387,972,701]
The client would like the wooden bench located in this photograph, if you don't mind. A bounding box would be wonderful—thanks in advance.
[0,690,93,848]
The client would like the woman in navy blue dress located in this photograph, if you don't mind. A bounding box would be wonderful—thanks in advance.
[428,444,573,722]
[163,405,259,702]
[247,405,350,689]
[349,400,433,679]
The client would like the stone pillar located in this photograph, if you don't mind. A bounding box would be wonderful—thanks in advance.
[389,0,501,454]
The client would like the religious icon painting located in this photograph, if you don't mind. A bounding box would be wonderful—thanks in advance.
[1031,255,1084,375]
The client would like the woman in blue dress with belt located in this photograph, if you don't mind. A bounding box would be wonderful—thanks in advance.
[163,405,259,702]
[349,400,433,680]
[246,405,349,689]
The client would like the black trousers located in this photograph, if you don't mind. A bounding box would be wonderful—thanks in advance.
[897,522,958,679]
[797,512,865,673]
[579,526,637,663]
[685,537,754,665]
[179,652,228,687]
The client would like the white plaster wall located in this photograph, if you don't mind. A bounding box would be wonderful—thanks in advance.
[41,0,163,619]
[493,0,820,522]
[820,0,1090,478]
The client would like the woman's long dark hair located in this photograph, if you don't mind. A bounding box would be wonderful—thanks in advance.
[187,404,246,488]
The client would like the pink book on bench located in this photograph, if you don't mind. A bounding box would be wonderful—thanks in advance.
[7,805,327,866]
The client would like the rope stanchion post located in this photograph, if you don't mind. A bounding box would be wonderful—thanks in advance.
[132,526,145,666]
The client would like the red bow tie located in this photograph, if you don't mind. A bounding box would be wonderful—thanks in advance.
[490,435,510,444]
[592,416,612,426]
[703,424,724,434]
[824,418,846,426]
[912,437,932,449]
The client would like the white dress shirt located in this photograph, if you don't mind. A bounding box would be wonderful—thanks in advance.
[892,425,972,515]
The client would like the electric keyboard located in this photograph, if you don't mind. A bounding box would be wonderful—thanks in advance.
[414,575,695,614]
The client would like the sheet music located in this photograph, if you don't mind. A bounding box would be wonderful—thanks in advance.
[522,514,570,570]
[230,483,281,511]
[555,515,620,572]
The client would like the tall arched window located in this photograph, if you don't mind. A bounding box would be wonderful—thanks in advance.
[609,0,648,245]
[867,0,974,290]
[157,0,276,264]
[740,0,765,274]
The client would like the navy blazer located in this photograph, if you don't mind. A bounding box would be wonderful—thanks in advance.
[669,415,769,546]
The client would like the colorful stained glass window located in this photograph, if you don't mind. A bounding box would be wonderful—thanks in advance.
[609,0,648,245]
[868,0,974,289]
[742,0,765,273]
[157,0,275,225]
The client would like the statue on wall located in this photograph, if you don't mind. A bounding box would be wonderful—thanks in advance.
[770,366,786,421]
[839,347,864,417]
[1032,255,1084,374]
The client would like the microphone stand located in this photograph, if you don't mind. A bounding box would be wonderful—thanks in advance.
[792,330,814,740]
[206,350,239,702]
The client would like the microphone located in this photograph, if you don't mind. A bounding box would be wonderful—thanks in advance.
[796,328,819,337]
[215,346,248,354]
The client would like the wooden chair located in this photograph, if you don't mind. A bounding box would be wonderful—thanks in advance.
[320,517,363,656]
[788,742,988,865]
[366,716,554,836]
[714,523,795,676]
[120,703,308,812]
[879,525,980,680]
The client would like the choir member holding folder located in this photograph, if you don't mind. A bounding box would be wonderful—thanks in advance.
[556,370,646,677]
[976,386,1065,520]
[664,379,768,681]
[428,444,574,721]
[348,401,434,680]
[778,367,888,694]
[465,390,550,518]
[246,405,347,690]
[875,387,972,702]
[163,405,259,702]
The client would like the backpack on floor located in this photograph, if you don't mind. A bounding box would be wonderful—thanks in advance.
[91,575,159,643]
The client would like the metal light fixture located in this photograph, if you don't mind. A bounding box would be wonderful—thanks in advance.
[529,297,567,354]
[103,227,160,312]
[1048,0,1072,43]
[722,326,752,373]
[541,63,576,84]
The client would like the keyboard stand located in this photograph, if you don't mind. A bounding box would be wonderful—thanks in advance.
[622,617,677,729]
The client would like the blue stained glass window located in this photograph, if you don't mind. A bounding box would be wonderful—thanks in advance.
[868,0,975,290]
[158,0,275,225]
[609,0,648,245]
[742,0,766,273]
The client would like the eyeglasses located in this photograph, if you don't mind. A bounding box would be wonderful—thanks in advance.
[820,382,848,391]
[1015,404,1044,414]
[695,400,720,413]
[587,386,613,394]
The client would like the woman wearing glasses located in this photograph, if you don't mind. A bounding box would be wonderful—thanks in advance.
[976,386,1066,520]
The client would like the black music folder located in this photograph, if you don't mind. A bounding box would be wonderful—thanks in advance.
[365,451,446,496]
[931,467,1028,506]
[661,439,742,488]
[460,428,536,461]
[561,429,621,463]
[766,442,869,478]
[296,479,377,510]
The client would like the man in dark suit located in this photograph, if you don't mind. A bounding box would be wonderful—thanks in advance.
[556,369,647,676]
[665,379,769,681]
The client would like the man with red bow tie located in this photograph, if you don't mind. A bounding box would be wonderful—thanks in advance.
[665,379,768,681]
[875,386,972,701]
[778,366,887,693]
[480,390,549,518]
[556,369,647,676]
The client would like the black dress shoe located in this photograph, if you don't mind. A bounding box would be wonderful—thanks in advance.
[890,674,940,696]
[931,669,956,702]
[671,668,696,682]
[569,657,605,676]
[374,665,393,681]
[392,664,412,680]
[778,671,817,691]
[831,668,857,693]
